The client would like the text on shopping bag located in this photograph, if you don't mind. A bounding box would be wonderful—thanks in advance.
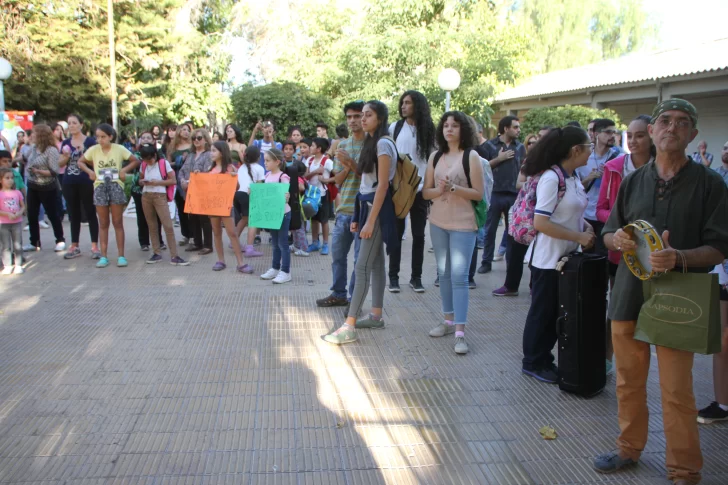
[249,183,289,229]
[184,173,237,216]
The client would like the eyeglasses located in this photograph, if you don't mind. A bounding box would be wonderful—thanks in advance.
[577,143,594,151]
[193,136,205,141]
[655,117,692,129]
[599,129,618,135]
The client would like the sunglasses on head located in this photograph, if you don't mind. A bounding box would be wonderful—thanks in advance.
[193,136,205,141]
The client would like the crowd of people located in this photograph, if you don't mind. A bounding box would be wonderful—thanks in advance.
[2,92,728,485]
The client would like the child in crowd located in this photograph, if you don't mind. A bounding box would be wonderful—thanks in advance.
[0,151,26,199]
[0,168,25,275]
[207,141,252,273]
[235,146,265,258]
[137,144,189,266]
[292,174,309,256]
[260,148,292,284]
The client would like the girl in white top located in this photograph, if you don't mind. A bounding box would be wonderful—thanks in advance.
[521,126,596,384]
[234,145,266,257]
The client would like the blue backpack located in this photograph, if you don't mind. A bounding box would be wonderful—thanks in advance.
[301,185,321,219]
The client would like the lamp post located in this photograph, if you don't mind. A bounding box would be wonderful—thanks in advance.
[0,58,12,132]
[438,68,461,111]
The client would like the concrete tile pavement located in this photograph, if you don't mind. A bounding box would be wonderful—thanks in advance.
[0,219,726,484]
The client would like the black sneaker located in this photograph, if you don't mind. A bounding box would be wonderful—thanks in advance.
[522,366,558,384]
[477,263,491,274]
[146,254,163,264]
[409,278,425,293]
[388,278,401,293]
[434,276,440,287]
[317,293,349,307]
[468,279,477,289]
[254,235,262,245]
[698,402,728,424]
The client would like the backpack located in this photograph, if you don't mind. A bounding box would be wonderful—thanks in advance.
[392,119,406,141]
[433,149,487,228]
[302,184,321,220]
[141,159,174,202]
[508,165,566,245]
[307,155,338,201]
[381,136,421,219]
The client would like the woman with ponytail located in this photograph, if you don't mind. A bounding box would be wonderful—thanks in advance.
[520,126,596,384]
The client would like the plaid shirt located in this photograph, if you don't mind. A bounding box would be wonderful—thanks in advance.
[692,151,713,165]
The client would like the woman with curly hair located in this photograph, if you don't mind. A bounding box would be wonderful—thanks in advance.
[24,124,66,252]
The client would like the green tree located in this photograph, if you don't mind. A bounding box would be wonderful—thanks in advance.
[509,0,656,74]
[519,105,623,138]
[0,0,232,126]
[230,82,334,141]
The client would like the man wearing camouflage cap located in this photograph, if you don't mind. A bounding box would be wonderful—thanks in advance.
[594,98,728,484]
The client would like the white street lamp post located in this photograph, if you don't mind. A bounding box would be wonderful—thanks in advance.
[0,57,12,113]
[438,68,461,111]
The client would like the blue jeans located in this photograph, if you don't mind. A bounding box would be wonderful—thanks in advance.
[430,223,477,325]
[482,191,516,266]
[331,213,361,300]
[271,212,292,273]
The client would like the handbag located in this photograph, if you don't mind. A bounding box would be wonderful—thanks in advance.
[635,252,722,355]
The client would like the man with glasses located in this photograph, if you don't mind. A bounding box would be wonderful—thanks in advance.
[594,99,728,485]
[576,118,621,255]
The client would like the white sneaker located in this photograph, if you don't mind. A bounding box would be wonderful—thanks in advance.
[39,221,50,229]
[494,253,505,262]
[272,271,292,284]
[289,245,296,253]
[1,267,12,275]
[294,249,310,257]
[54,242,67,252]
[23,225,29,232]
[260,268,279,280]
[13,266,24,275]
[22,244,38,252]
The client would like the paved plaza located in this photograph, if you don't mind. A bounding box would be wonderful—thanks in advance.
[0,219,726,485]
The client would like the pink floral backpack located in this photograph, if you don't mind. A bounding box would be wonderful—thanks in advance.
[508,165,566,245]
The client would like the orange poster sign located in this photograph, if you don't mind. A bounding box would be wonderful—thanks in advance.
[184,173,237,217]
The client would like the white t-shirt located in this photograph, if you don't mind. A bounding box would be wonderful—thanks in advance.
[306,155,333,194]
[389,120,427,191]
[360,138,397,195]
[575,150,610,220]
[237,163,265,192]
[526,168,588,270]
[710,261,728,286]
[141,159,174,194]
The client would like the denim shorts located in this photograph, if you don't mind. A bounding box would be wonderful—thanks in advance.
[93,182,127,206]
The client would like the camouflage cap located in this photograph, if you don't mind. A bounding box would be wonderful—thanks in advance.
[651,98,698,128]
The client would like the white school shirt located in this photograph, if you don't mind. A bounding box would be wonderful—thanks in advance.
[237,163,265,192]
[306,155,333,194]
[389,120,428,191]
[141,160,174,194]
[526,168,588,270]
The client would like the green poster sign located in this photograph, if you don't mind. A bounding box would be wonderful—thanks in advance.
[249,183,289,230]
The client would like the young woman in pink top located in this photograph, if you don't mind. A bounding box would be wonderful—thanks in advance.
[423,112,485,355]
[595,114,654,371]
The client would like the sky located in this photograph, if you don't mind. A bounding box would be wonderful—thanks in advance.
[643,0,727,49]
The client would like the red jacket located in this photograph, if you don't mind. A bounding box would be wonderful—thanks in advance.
[596,154,627,265]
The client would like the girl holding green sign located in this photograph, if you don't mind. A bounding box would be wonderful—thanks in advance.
[259,148,293,284]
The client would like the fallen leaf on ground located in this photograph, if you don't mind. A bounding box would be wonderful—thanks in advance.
[539,425,557,440]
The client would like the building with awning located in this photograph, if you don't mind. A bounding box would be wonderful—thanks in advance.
[494,37,728,162]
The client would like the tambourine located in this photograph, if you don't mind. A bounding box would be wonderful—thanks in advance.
[622,220,665,280]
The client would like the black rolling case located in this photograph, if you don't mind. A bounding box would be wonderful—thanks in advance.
[556,252,608,397]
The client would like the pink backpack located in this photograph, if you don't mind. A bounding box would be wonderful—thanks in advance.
[141,159,174,202]
[508,165,566,245]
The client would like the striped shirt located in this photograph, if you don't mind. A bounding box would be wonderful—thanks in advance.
[334,137,364,216]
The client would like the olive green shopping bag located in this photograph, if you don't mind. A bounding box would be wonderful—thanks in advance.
[635,271,721,355]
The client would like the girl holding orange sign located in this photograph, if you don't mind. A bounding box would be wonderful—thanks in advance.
[207,141,253,274]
